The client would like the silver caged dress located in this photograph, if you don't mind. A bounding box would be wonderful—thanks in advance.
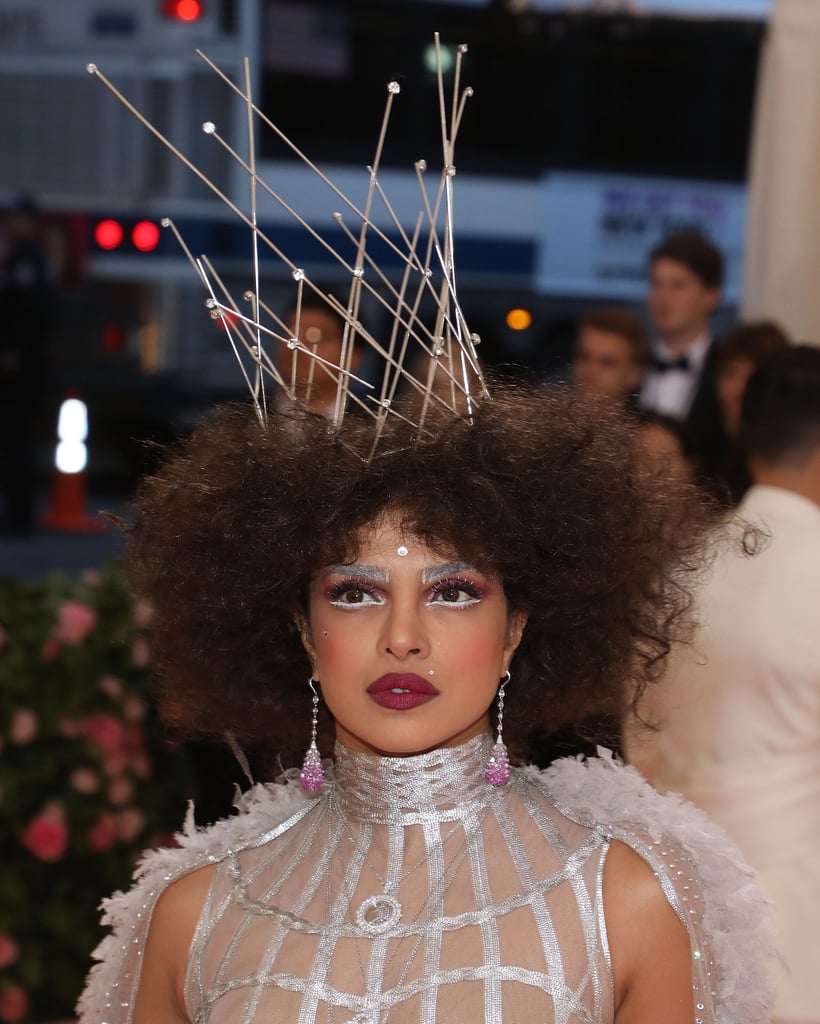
[78,732,776,1024]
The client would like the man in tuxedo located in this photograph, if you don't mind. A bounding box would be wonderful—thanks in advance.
[639,230,725,472]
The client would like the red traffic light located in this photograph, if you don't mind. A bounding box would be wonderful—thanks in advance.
[132,220,161,252]
[94,219,124,250]
[161,0,203,21]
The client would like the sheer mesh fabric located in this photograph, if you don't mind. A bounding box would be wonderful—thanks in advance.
[184,735,705,1024]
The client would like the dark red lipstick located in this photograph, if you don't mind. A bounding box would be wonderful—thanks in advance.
[366,673,439,710]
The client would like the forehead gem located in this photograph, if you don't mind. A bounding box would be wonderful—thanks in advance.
[397,545,409,557]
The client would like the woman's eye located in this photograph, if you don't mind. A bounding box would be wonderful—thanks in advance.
[429,578,482,606]
[327,583,381,607]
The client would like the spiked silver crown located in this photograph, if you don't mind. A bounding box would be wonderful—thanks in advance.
[87,35,487,458]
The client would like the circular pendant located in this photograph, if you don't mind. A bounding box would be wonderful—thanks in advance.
[355,893,402,935]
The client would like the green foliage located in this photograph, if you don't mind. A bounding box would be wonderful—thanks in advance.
[0,563,191,1023]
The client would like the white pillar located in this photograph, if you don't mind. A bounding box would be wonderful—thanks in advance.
[741,0,820,345]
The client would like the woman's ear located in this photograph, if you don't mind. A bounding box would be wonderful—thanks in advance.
[293,609,317,667]
[504,610,528,667]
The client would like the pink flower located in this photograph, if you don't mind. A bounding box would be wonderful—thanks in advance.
[41,636,60,661]
[54,599,98,645]
[9,708,38,744]
[130,752,152,779]
[81,568,102,585]
[21,815,69,862]
[116,808,145,843]
[132,599,154,627]
[0,986,29,1023]
[58,716,80,738]
[106,776,134,805]
[124,723,144,756]
[123,695,147,722]
[97,674,124,701]
[103,753,129,777]
[88,812,118,853]
[69,767,100,794]
[0,934,19,968]
[81,714,126,756]
[131,635,151,668]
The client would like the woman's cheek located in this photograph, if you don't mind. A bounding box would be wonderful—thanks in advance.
[313,624,360,678]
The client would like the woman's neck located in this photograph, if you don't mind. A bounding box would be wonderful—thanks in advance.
[331,731,499,825]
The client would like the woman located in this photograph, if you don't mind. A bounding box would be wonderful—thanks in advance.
[704,320,790,501]
[78,386,774,1024]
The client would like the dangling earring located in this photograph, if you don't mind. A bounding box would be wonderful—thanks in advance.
[484,670,511,786]
[299,677,325,792]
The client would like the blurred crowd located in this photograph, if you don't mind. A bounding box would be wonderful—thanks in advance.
[564,228,820,1024]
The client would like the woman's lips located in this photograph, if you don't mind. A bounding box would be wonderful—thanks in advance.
[367,673,439,710]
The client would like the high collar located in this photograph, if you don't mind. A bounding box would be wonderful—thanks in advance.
[330,731,499,825]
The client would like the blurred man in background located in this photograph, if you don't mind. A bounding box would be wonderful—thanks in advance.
[570,305,648,407]
[639,230,724,469]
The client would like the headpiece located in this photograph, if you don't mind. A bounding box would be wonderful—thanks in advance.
[87,36,487,458]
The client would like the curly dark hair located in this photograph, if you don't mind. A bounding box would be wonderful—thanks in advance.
[126,381,710,768]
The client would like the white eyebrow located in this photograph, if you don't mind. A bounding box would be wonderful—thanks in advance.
[320,561,479,584]
[421,561,478,584]
[321,564,389,582]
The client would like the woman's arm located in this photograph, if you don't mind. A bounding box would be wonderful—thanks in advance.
[131,864,215,1024]
[605,840,697,1024]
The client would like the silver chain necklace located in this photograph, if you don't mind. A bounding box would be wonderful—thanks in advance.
[348,820,462,936]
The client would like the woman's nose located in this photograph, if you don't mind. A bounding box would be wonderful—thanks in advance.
[381,601,429,660]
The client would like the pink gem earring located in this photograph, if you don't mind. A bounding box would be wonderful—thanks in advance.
[299,677,325,792]
[484,670,511,786]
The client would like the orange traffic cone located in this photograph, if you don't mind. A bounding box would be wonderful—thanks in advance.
[40,394,106,533]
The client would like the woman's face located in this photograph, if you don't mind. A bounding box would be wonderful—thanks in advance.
[299,515,526,757]
[716,357,755,437]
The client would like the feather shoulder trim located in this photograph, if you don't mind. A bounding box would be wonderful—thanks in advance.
[76,775,316,1024]
[524,749,780,1024]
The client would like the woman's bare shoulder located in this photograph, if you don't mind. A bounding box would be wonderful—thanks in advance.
[603,839,695,1024]
[131,864,216,1024]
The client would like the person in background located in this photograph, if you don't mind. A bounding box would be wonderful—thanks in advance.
[570,306,649,407]
[639,230,724,471]
[276,290,364,418]
[703,320,791,501]
[634,411,699,487]
[626,345,820,1024]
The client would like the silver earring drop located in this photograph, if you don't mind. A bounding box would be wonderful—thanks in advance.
[299,677,325,792]
[485,670,511,786]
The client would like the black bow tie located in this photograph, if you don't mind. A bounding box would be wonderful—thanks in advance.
[650,354,690,373]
